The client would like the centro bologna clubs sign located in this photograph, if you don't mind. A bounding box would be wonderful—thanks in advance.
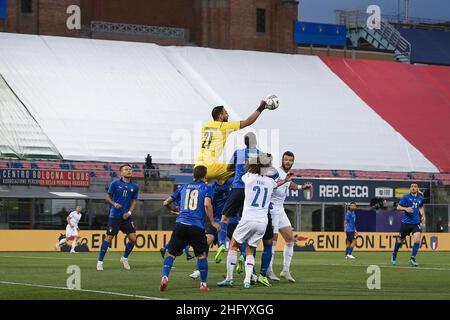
[0,169,90,187]
[287,178,430,202]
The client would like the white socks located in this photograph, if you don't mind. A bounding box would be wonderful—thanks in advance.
[58,238,67,246]
[283,242,295,272]
[226,250,237,281]
[244,254,255,284]
[71,240,77,250]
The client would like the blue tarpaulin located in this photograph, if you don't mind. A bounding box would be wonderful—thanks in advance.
[397,28,450,66]
[0,0,6,20]
[294,21,347,46]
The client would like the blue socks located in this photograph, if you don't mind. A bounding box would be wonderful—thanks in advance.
[123,242,134,259]
[261,243,273,276]
[218,222,228,247]
[162,256,174,278]
[197,258,208,283]
[98,239,109,262]
[252,250,257,275]
[393,239,401,260]
[162,242,170,251]
[348,246,354,255]
[184,245,190,256]
[240,242,246,257]
[412,243,420,259]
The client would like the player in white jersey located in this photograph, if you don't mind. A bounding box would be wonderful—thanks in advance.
[55,206,82,253]
[218,154,294,289]
[267,151,312,283]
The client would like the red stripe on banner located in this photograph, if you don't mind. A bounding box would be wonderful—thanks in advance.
[321,57,450,172]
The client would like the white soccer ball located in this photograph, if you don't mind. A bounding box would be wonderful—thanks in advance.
[265,95,280,110]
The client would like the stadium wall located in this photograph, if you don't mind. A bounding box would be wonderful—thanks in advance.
[0,231,447,252]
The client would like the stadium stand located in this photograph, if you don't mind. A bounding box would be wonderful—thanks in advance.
[1,159,445,183]
[397,28,450,66]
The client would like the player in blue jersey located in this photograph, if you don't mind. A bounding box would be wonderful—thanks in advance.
[215,132,262,263]
[391,183,425,267]
[344,202,358,259]
[159,197,193,260]
[189,177,234,280]
[97,164,139,271]
[160,166,221,292]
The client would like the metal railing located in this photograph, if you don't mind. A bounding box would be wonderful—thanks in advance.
[336,10,411,60]
[90,21,189,41]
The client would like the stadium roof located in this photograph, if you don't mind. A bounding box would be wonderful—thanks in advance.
[0,33,448,172]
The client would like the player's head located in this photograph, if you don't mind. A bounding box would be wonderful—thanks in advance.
[193,165,207,182]
[247,153,273,175]
[119,163,133,179]
[244,132,257,148]
[349,201,357,211]
[410,183,419,195]
[75,205,82,212]
[282,151,295,171]
[211,105,229,122]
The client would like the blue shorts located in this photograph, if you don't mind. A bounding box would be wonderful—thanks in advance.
[399,223,421,239]
[221,188,245,218]
[205,223,219,245]
[168,223,208,257]
[106,217,136,236]
[346,232,356,242]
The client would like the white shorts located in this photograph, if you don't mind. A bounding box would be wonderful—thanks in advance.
[232,219,267,248]
[271,207,292,234]
[65,224,78,238]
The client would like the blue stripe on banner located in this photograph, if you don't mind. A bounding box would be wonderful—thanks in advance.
[0,0,6,20]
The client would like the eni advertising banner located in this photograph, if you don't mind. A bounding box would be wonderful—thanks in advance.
[0,230,448,252]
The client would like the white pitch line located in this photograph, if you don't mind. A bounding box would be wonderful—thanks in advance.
[0,280,167,300]
[299,262,450,272]
[0,254,95,261]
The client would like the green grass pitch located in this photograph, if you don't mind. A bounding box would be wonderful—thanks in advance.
[0,251,449,300]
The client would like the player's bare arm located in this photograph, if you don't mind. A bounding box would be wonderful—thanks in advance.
[163,197,179,213]
[205,197,221,232]
[420,207,426,224]
[276,172,295,187]
[239,100,267,129]
[123,198,137,220]
[289,181,312,190]
[106,194,122,209]
[397,204,413,213]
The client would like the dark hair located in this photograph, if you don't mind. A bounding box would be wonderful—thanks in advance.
[244,132,257,148]
[119,163,132,171]
[211,106,225,120]
[247,153,272,175]
[282,151,295,159]
[193,165,207,181]
[410,182,419,186]
[349,201,356,205]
